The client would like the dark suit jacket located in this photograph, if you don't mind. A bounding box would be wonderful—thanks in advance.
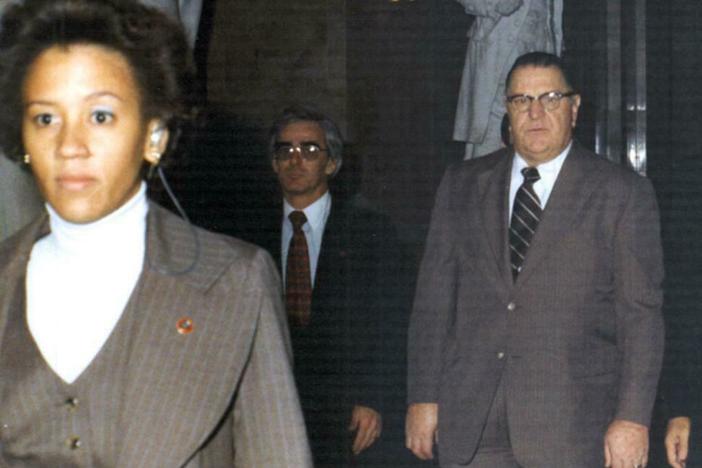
[247,198,411,467]
[408,144,665,467]
[0,203,311,467]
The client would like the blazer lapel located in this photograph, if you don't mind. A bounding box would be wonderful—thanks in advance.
[118,204,258,466]
[0,216,49,397]
[516,145,602,285]
[478,153,514,289]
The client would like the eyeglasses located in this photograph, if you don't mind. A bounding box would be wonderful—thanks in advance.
[506,91,577,112]
[274,143,328,162]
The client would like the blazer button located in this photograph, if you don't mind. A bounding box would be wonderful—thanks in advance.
[507,302,516,311]
[65,397,79,410]
[497,352,505,360]
[66,436,81,450]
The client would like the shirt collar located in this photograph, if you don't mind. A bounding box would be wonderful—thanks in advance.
[512,141,572,180]
[283,191,331,232]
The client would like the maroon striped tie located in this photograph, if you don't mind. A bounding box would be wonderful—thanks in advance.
[286,210,312,326]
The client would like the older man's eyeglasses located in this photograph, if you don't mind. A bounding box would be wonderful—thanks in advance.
[506,91,577,112]
[274,142,328,162]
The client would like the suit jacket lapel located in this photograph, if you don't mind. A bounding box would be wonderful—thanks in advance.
[478,152,514,289]
[0,215,48,399]
[516,145,601,285]
[310,202,343,307]
[118,204,257,466]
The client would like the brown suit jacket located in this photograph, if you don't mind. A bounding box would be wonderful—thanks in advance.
[408,144,664,466]
[0,203,312,467]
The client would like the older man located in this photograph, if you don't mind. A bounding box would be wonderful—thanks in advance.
[406,52,664,468]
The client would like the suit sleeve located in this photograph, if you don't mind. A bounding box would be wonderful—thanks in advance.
[361,216,412,414]
[613,176,665,426]
[231,250,312,467]
[407,169,459,403]
[342,212,402,415]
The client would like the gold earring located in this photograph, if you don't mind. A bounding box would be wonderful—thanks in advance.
[23,154,30,164]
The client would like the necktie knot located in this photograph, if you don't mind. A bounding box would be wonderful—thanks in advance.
[521,166,541,184]
[289,210,307,232]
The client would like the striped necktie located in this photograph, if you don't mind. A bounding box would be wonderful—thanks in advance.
[509,167,542,280]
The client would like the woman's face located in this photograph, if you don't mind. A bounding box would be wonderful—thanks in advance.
[22,44,164,224]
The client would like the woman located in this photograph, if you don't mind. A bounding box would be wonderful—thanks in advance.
[0,0,311,466]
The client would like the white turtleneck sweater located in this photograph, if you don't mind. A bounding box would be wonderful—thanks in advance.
[26,183,148,384]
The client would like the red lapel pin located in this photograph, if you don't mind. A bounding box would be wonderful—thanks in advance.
[176,317,194,335]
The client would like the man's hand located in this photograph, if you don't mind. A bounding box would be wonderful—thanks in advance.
[665,417,691,468]
[405,402,438,460]
[604,419,649,468]
[348,405,382,455]
[495,0,524,16]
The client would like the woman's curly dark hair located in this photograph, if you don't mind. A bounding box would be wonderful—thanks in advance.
[0,0,197,161]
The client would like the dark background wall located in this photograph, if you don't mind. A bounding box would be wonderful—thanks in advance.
[648,1,702,466]
[174,0,470,251]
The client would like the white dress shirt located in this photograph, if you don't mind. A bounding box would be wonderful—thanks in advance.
[281,192,331,287]
[509,142,572,219]
[26,183,148,384]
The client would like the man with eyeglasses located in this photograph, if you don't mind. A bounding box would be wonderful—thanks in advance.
[407,52,663,468]
[256,105,412,467]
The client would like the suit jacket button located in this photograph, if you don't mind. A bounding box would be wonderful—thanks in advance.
[497,352,505,360]
[507,302,516,311]
[65,397,79,410]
